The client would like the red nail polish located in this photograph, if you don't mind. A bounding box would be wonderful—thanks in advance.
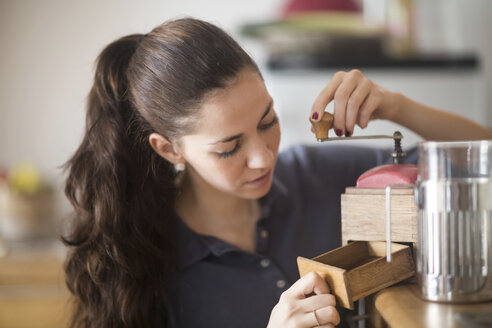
[336,129,343,136]
[311,112,318,120]
[345,131,352,137]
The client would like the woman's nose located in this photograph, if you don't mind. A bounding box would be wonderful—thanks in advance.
[246,137,274,169]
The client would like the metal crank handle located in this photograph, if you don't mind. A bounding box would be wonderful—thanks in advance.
[309,111,402,141]
[316,135,401,142]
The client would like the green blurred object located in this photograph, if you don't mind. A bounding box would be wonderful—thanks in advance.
[240,12,383,37]
[239,12,386,62]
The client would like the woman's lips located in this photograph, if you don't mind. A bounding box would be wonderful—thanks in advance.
[246,170,271,187]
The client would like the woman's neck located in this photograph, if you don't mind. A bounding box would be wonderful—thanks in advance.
[174,171,260,252]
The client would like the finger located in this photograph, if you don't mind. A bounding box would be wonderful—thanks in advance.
[333,73,359,136]
[310,71,345,122]
[318,324,335,328]
[357,88,383,129]
[345,78,372,136]
[296,308,324,328]
[299,294,337,312]
[285,272,330,300]
[314,306,341,326]
[296,306,339,328]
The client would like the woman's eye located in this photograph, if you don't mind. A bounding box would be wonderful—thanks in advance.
[217,141,241,159]
[216,115,277,159]
[258,115,278,131]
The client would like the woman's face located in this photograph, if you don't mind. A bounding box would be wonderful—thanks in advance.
[178,69,281,199]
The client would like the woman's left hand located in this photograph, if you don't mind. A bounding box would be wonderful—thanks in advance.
[310,69,401,137]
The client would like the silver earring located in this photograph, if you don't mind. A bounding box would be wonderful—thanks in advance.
[174,163,185,172]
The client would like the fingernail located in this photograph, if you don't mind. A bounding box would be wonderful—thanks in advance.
[335,129,343,137]
[345,131,352,137]
[311,112,318,120]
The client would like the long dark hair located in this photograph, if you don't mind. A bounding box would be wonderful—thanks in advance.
[63,18,259,327]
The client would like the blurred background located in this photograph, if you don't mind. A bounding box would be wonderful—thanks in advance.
[0,0,491,327]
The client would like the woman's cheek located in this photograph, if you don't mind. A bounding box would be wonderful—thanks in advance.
[210,155,245,186]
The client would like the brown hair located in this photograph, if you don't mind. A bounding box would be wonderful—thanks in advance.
[63,18,259,327]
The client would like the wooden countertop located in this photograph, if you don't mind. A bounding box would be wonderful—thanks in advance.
[373,284,492,328]
[0,240,70,328]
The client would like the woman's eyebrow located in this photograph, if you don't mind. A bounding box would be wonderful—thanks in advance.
[208,100,273,145]
[210,132,244,145]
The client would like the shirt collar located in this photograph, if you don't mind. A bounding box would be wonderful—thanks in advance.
[174,174,289,271]
[174,214,211,271]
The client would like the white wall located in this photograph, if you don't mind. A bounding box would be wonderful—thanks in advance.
[413,0,492,124]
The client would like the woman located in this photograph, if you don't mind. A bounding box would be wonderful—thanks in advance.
[63,17,492,328]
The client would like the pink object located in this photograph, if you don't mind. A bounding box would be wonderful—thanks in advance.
[282,0,361,17]
[356,164,418,188]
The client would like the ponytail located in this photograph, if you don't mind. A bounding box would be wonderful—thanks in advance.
[63,34,177,327]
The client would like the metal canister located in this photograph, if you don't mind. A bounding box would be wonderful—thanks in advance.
[416,141,492,302]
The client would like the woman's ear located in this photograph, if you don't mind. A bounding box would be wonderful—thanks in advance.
[148,133,185,164]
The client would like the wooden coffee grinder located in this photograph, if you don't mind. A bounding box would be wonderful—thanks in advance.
[297,112,418,310]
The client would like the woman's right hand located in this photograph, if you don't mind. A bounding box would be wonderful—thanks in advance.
[267,272,340,328]
[310,69,400,137]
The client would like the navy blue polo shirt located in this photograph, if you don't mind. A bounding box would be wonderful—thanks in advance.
[168,143,417,328]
